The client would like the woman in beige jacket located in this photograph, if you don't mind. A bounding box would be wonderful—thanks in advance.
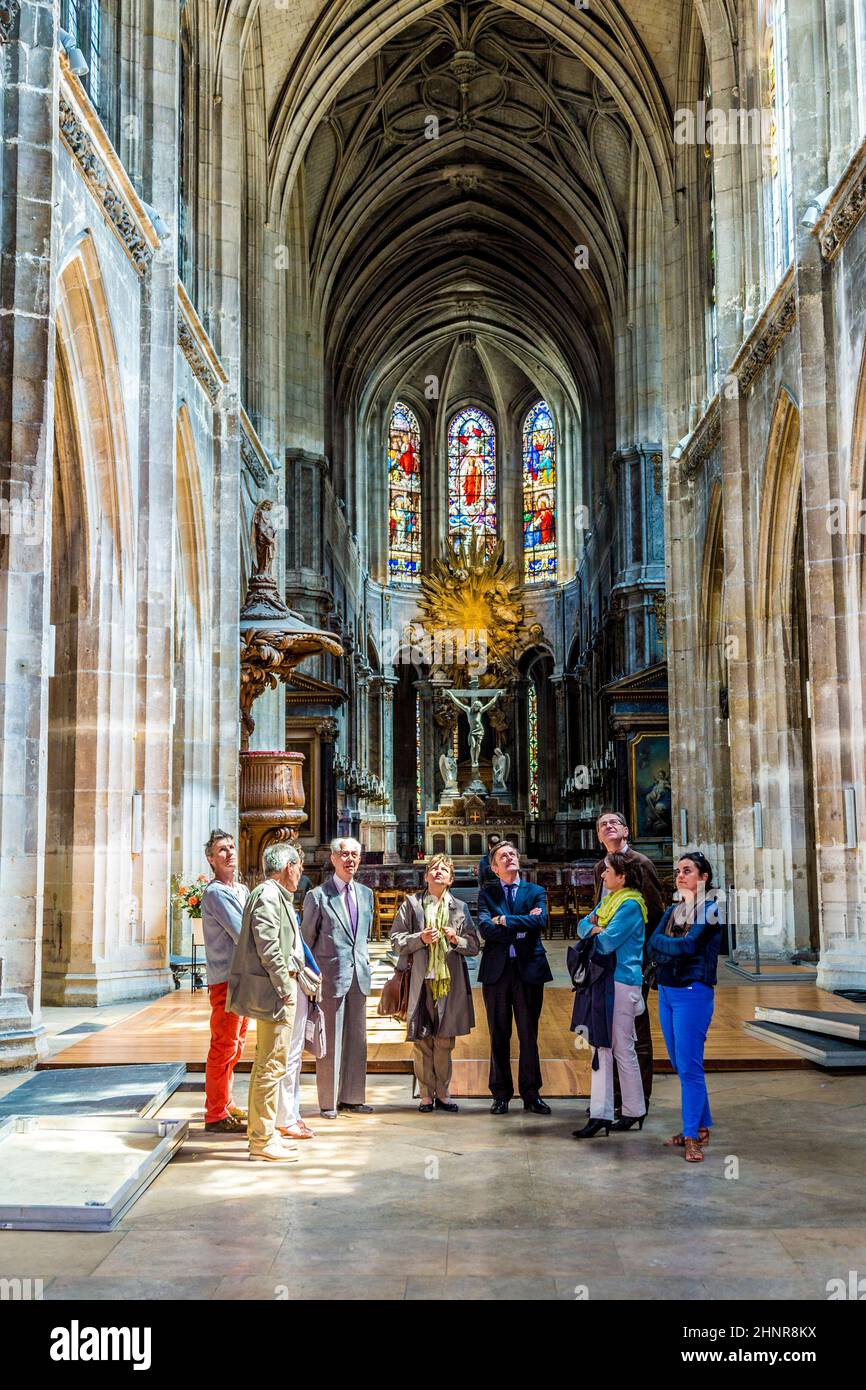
[391,855,479,1112]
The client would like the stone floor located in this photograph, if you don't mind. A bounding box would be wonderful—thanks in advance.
[1,1065,865,1300]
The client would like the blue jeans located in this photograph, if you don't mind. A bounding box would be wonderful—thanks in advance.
[657,983,714,1137]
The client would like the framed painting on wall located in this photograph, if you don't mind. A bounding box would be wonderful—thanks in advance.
[630,733,672,840]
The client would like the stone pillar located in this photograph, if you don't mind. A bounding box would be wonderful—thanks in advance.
[380,678,399,861]
[0,0,57,1063]
[285,448,330,618]
[315,718,338,847]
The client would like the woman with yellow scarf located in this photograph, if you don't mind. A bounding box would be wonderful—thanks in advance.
[573,851,648,1138]
[391,855,480,1113]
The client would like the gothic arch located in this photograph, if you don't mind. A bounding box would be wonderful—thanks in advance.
[54,232,134,598]
[266,0,676,226]
[756,387,801,653]
[175,405,210,642]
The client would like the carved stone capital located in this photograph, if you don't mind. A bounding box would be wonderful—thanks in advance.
[732,275,797,395]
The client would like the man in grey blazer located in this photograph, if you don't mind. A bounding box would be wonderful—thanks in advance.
[302,837,373,1117]
[227,842,306,1162]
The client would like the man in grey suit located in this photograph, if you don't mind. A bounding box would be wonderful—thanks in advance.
[302,837,373,1117]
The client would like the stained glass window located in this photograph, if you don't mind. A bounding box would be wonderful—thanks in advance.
[522,401,557,583]
[528,683,539,817]
[388,402,422,582]
[766,1,795,282]
[448,407,496,550]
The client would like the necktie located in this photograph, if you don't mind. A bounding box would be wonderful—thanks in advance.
[345,882,358,937]
[505,882,517,959]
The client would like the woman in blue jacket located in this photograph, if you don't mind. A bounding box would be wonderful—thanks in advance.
[573,851,648,1138]
[648,850,722,1163]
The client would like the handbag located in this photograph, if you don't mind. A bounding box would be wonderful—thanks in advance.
[377,962,411,1022]
[304,1000,327,1059]
[298,964,322,1001]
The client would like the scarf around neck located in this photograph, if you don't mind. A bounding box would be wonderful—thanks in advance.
[423,891,452,1000]
[595,888,647,929]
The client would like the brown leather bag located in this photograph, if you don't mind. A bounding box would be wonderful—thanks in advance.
[378,962,411,1021]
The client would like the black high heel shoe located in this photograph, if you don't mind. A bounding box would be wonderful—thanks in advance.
[572,1118,611,1139]
[611,1114,645,1131]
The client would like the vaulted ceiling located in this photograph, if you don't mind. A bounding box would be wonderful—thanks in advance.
[235,0,707,450]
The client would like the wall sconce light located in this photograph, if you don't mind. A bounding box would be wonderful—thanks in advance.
[679,809,688,845]
[131,792,143,855]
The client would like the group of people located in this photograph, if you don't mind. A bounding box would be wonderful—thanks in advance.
[199,813,723,1165]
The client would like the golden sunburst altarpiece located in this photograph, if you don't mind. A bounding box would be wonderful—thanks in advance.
[417,535,525,686]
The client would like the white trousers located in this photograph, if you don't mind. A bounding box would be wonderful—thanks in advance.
[276,990,310,1128]
[590,980,647,1121]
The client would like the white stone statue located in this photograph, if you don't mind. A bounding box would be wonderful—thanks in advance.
[439,750,458,791]
[492,745,510,792]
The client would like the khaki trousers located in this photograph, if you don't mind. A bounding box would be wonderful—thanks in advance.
[248,1001,295,1151]
[413,1035,456,1100]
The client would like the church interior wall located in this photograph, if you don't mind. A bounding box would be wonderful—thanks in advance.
[5,0,866,1068]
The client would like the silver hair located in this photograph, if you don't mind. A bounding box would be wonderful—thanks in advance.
[330,837,362,855]
[263,842,301,875]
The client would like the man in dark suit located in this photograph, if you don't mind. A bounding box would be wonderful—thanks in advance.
[593,811,666,1112]
[477,840,553,1115]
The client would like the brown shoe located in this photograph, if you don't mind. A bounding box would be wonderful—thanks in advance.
[227,1106,248,1121]
[277,1123,315,1141]
[205,1116,246,1133]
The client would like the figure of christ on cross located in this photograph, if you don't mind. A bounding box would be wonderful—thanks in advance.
[445,690,502,771]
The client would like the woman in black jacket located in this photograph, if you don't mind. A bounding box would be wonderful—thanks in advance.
[647,851,723,1163]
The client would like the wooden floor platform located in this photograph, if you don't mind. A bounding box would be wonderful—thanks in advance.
[39,983,866,1096]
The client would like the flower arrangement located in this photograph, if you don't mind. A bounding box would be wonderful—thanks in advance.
[171,873,209,920]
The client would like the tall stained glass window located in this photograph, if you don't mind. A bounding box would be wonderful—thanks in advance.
[765,0,795,283]
[528,684,539,817]
[448,407,496,550]
[388,402,422,582]
[522,401,557,583]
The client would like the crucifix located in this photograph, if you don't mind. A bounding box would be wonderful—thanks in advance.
[445,688,503,796]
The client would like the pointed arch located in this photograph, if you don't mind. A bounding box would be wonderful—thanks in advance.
[522,400,557,584]
[448,405,497,549]
[387,400,422,583]
[756,387,801,649]
[54,231,134,598]
[175,405,210,642]
[699,480,726,680]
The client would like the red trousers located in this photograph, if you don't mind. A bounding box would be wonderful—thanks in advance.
[205,982,249,1123]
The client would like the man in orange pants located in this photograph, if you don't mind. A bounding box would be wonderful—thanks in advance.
[201,830,250,1132]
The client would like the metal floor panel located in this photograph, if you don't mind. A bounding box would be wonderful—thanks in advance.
[0,1115,188,1231]
[0,1063,187,1120]
[743,1020,866,1067]
[754,1007,866,1042]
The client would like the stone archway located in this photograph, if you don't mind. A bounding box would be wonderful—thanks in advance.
[43,237,166,1004]
[754,391,818,955]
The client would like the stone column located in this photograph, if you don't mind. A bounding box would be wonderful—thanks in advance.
[0,0,57,1065]
[380,677,399,862]
[316,717,339,848]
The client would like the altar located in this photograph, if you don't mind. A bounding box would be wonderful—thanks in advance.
[425,794,527,860]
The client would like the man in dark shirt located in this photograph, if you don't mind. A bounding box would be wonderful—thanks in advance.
[593,811,666,1112]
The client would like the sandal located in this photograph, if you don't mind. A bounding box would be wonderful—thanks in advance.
[664,1128,709,1147]
[683,1137,705,1163]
